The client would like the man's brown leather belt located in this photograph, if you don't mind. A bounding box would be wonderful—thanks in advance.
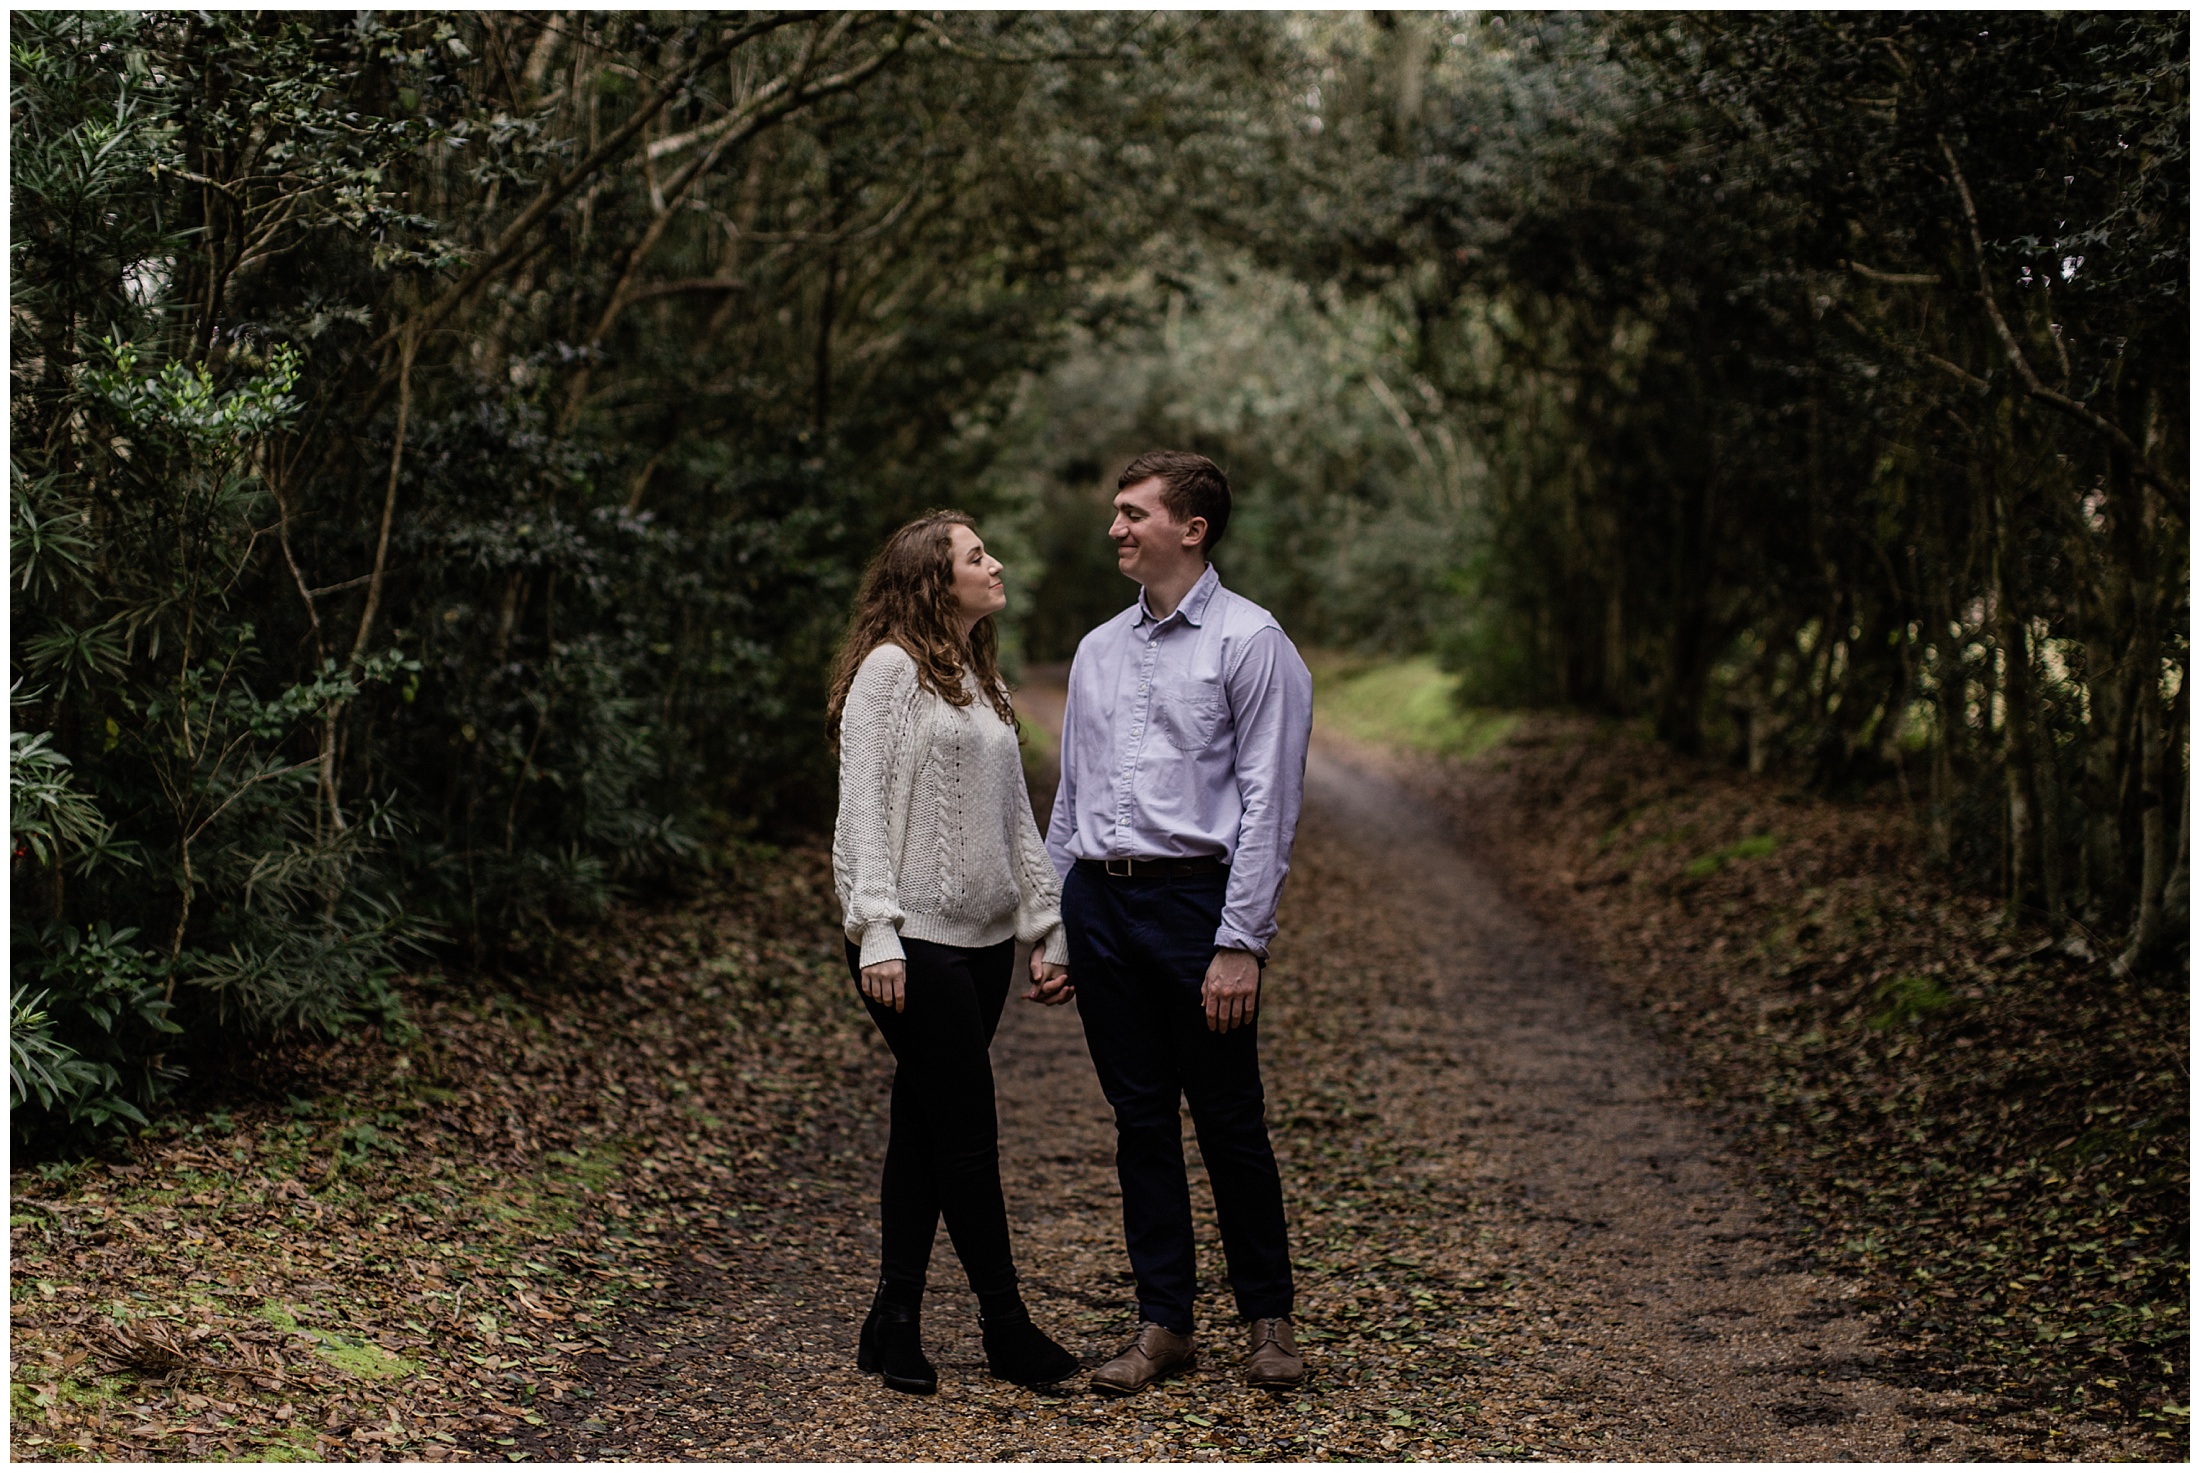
[1079,855,1229,880]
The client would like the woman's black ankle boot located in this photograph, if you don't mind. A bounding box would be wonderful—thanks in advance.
[858,1290,937,1395]
[979,1302,1081,1388]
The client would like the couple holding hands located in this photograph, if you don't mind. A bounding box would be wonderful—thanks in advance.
[828,450,1313,1398]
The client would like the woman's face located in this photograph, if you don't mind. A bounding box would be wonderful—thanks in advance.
[947,524,1006,629]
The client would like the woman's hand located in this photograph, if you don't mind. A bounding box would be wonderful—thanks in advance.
[860,958,908,1013]
[1025,950,1074,1006]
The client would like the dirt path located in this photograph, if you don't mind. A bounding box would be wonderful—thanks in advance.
[520,718,2069,1461]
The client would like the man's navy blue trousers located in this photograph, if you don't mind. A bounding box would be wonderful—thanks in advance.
[1063,863,1294,1334]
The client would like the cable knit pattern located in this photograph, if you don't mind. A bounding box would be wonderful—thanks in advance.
[833,642,1069,969]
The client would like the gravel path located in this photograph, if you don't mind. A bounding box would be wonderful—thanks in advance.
[531,733,2035,1461]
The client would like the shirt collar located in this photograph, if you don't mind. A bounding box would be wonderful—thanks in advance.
[1137,563,1221,630]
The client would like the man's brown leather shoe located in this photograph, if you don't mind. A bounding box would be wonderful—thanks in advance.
[1090,1323,1196,1396]
[1245,1317,1304,1389]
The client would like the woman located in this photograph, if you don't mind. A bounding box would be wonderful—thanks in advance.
[826,510,1082,1395]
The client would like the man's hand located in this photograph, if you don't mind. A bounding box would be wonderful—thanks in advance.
[1025,949,1074,1006]
[1202,948,1261,1032]
[859,958,907,1013]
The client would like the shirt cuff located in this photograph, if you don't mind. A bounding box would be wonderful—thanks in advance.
[857,921,906,968]
[1212,926,1268,961]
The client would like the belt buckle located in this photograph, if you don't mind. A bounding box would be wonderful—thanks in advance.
[1104,858,1134,878]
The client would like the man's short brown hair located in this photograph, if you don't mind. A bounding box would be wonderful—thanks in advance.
[1118,450,1231,556]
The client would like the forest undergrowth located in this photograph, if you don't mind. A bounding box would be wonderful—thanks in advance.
[9,694,2185,1459]
[1412,714,2189,1446]
[8,849,869,1463]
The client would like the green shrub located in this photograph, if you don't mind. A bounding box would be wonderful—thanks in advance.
[1865,973,1960,1031]
[1682,834,1781,882]
[9,924,179,1130]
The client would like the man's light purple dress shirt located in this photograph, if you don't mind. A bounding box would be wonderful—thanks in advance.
[1045,564,1313,958]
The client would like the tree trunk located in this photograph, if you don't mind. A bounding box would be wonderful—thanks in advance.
[2162,743,2190,941]
[1993,489,2047,916]
[1655,477,1712,754]
[813,247,839,442]
[1928,584,1966,865]
[2111,451,2177,973]
[1600,573,1626,714]
[2116,682,2167,974]
[2081,628,2138,920]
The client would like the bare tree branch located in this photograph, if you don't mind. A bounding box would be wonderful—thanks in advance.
[350,326,417,666]
[386,14,804,349]
[1941,137,2182,495]
[1842,259,1940,286]
[617,277,749,303]
[560,16,917,425]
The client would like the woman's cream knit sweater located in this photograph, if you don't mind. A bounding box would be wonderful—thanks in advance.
[833,642,1068,969]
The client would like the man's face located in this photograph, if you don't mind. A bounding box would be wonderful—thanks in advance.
[1109,477,1205,585]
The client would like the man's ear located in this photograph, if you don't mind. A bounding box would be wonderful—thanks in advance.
[1181,516,1208,550]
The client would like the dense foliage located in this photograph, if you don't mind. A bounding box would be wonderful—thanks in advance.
[1012,11,2186,953]
[11,7,2187,1178]
[9,9,1282,1134]
[1444,15,2190,948]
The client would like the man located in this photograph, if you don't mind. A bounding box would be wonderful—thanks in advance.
[1039,449,1313,1395]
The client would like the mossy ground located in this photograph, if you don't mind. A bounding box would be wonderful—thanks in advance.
[10,848,858,1462]
[1309,654,1518,760]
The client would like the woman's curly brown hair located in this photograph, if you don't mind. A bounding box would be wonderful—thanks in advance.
[826,510,1016,750]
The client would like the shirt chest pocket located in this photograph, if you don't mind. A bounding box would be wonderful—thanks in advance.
[1150,685,1228,753]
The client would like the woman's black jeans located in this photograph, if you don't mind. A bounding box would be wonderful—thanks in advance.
[846,935,1019,1307]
